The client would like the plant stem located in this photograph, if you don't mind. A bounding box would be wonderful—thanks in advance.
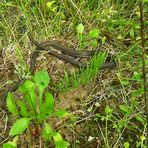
[139,0,148,144]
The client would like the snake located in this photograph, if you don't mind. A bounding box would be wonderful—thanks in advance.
[1,33,116,107]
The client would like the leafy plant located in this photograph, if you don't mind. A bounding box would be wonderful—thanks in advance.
[42,123,70,148]
[124,142,129,148]
[76,23,85,48]
[76,23,101,48]
[4,71,70,148]
[2,136,18,148]
[95,99,147,147]
[136,135,147,148]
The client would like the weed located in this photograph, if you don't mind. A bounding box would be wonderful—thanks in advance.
[3,71,70,148]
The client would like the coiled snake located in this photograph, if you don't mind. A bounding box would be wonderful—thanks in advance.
[1,33,116,107]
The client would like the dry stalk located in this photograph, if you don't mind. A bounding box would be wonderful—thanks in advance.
[139,0,148,144]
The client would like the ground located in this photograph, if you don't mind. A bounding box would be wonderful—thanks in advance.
[0,1,148,148]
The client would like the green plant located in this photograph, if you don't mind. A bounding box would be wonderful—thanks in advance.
[94,99,147,148]
[76,23,101,48]
[42,123,70,148]
[76,23,85,48]
[2,136,18,148]
[4,71,70,148]
[57,52,107,92]
[136,135,147,148]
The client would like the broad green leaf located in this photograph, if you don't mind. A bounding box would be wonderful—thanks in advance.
[130,28,134,38]
[34,71,50,100]
[88,28,100,38]
[140,135,145,141]
[136,115,146,124]
[19,80,36,116]
[34,71,50,89]
[19,79,35,95]
[124,142,129,148]
[119,105,131,114]
[105,106,113,114]
[43,122,53,134]
[55,140,70,148]
[53,132,63,142]
[28,88,36,109]
[76,23,84,34]
[19,80,36,107]
[143,0,148,3]
[19,82,28,94]
[2,136,18,148]
[42,122,53,140]
[91,40,98,47]
[20,80,35,91]
[9,118,30,136]
[53,133,70,148]
[134,24,140,29]
[40,92,54,115]
[3,143,17,148]
[54,110,69,118]
[47,1,56,8]
[22,80,36,108]
[17,100,28,117]
[6,93,18,116]
[46,1,57,12]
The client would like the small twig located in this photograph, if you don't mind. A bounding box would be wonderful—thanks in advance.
[39,136,42,148]
[139,0,148,144]
[4,115,8,133]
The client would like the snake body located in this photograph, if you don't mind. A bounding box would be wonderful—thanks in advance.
[1,34,116,107]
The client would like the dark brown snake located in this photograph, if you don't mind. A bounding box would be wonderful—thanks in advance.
[1,33,116,107]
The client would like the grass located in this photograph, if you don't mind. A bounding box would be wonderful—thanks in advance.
[0,0,148,147]
[57,52,106,92]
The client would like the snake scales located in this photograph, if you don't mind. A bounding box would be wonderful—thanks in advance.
[1,33,115,107]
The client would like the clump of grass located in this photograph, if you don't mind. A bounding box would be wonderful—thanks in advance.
[57,52,106,92]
